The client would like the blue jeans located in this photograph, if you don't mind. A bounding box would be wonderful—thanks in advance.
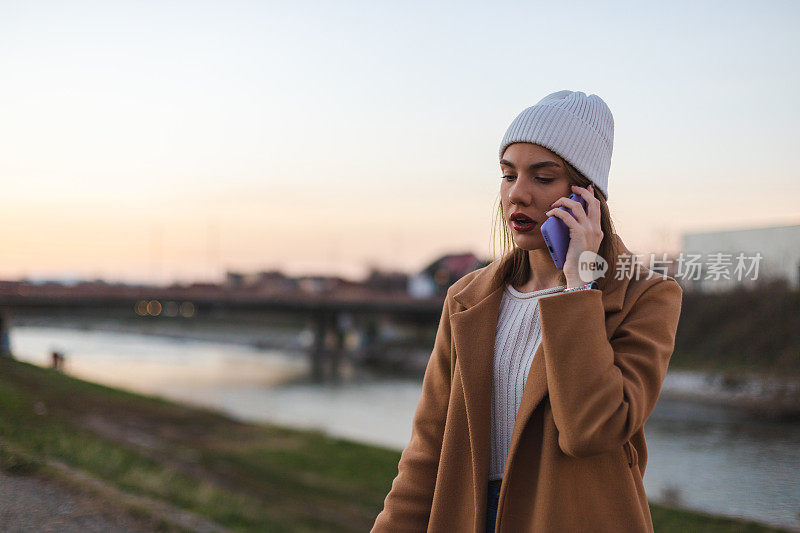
[485,479,502,533]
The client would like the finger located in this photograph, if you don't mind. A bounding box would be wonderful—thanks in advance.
[569,185,597,210]
[545,206,581,231]
[582,184,602,226]
[551,197,588,225]
[568,184,602,230]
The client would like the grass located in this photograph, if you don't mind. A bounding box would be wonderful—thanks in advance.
[0,356,793,532]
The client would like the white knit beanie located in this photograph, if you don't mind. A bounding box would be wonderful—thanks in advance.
[499,90,614,200]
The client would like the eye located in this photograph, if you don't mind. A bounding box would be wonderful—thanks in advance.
[500,175,554,183]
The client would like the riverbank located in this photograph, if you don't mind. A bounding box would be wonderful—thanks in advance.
[0,357,794,532]
[660,367,800,420]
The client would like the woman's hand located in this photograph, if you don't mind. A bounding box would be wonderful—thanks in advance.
[544,184,603,288]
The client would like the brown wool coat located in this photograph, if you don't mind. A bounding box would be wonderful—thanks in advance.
[371,234,684,533]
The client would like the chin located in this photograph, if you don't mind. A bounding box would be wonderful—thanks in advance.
[512,234,548,251]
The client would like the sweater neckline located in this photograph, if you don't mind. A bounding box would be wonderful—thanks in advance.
[504,283,566,299]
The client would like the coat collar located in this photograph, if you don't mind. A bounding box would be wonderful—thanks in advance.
[452,233,634,314]
[448,233,635,514]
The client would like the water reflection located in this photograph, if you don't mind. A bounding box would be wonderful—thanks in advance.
[645,399,800,531]
[11,326,307,390]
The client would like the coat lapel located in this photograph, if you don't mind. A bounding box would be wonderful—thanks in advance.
[450,281,503,516]
[449,234,633,516]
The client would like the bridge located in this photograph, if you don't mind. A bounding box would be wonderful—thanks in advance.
[0,283,445,383]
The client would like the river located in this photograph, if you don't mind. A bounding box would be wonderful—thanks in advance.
[9,326,800,531]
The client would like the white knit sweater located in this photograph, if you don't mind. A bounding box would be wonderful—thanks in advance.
[489,282,566,481]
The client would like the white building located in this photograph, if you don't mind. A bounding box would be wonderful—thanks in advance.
[680,224,800,292]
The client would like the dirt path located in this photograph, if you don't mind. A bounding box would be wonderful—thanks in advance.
[0,469,151,532]
[0,454,232,533]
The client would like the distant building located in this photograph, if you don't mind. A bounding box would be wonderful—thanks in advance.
[680,224,800,292]
[225,269,297,293]
[408,274,437,299]
[186,282,221,291]
[363,269,409,293]
[225,271,246,288]
[409,253,489,298]
[296,275,354,295]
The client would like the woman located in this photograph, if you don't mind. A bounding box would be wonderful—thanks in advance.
[371,90,683,532]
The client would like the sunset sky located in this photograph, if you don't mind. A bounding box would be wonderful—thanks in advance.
[1,0,798,285]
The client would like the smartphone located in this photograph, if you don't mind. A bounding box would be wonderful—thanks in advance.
[540,192,589,269]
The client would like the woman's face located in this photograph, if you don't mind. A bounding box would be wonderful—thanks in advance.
[500,142,572,251]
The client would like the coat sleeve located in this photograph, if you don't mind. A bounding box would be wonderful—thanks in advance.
[536,277,683,458]
[371,290,454,532]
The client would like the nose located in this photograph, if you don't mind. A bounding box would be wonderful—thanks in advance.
[507,178,532,207]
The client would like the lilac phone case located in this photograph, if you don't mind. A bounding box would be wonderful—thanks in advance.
[540,193,588,269]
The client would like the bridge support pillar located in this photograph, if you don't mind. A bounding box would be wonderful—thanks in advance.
[309,310,346,383]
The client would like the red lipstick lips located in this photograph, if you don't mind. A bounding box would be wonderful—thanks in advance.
[510,212,537,233]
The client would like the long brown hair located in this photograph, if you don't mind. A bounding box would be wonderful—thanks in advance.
[490,151,621,291]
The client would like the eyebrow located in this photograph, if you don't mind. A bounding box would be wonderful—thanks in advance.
[499,159,560,171]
